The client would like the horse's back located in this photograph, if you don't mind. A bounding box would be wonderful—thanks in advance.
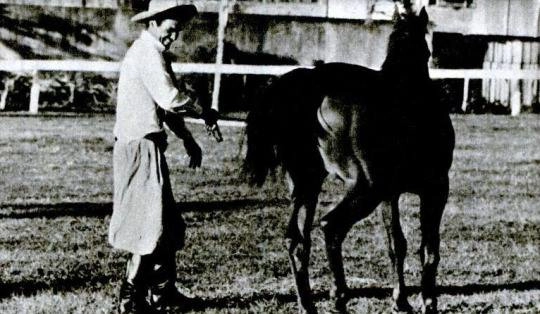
[315,62,380,98]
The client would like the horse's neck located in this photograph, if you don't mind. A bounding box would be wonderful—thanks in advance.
[381,63,429,81]
[380,66,434,112]
[381,63,429,88]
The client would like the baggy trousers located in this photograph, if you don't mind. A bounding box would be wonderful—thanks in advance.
[110,132,186,296]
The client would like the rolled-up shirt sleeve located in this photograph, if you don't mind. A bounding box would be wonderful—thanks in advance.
[138,49,202,115]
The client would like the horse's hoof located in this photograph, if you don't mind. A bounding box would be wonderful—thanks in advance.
[330,288,349,313]
[298,304,318,314]
[392,298,413,314]
[392,303,413,314]
[335,304,348,314]
[421,298,438,314]
[330,286,350,300]
[327,302,348,314]
[330,291,349,313]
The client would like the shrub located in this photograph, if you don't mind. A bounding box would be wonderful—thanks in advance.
[0,72,118,113]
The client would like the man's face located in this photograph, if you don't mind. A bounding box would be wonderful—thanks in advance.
[149,19,180,50]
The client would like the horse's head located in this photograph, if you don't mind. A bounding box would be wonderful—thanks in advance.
[382,6,431,77]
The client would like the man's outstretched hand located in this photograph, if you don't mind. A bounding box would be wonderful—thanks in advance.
[184,137,202,168]
[202,108,223,143]
[202,108,218,125]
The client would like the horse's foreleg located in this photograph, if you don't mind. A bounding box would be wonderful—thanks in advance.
[381,197,412,313]
[419,180,448,314]
[321,187,381,313]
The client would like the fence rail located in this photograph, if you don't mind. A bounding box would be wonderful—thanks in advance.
[2,60,539,78]
[1,60,539,115]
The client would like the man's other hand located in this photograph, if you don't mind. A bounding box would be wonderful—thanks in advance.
[183,138,202,168]
[202,108,219,126]
[206,123,223,143]
[202,108,222,142]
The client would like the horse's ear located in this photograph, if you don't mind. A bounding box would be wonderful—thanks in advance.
[419,6,429,27]
[403,0,413,14]
[392,4,402,24]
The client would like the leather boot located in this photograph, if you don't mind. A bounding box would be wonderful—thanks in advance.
[118,280,152,314]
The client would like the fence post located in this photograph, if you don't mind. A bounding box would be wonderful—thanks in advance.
[29,70,41,114]
[461,77,470,112]
[0,78,10,110]
[211,0,231,112]
[510,40,523,116]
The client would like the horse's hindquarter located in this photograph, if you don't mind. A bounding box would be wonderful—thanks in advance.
[316,64,384,183]
[317,95,359,181]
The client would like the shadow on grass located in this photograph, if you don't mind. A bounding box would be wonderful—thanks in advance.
[1,279,538,308]
[0,199,290,219]
[347,281,540,300]
[196,288,387,310]
[0,274,114,299]
[197,281,540,310]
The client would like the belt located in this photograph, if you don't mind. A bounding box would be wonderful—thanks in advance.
[144,131,168,151]
[143,131,167,142]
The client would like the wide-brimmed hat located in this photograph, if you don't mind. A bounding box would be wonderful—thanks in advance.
[131,1,198,23]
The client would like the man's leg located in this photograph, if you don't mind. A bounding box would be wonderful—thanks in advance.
[150,154,192,311]
[119,254,152,313]
[149,244,195,311]
[150,245,176,298]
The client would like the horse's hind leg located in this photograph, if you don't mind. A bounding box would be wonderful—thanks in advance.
[381,197,412,313]
[321,185,381,313]
[419,178,449,314]
[285,171,326,314]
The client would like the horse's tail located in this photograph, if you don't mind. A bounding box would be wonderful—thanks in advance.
[244,67,324,186]
[243,77,281,186]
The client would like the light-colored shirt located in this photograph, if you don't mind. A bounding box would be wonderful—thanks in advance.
[114,31,202,141]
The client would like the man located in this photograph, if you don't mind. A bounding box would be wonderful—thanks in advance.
[109,2,218,313]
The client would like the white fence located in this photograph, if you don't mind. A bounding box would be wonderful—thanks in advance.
[0,60,539,116]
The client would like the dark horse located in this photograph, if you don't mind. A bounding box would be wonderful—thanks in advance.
[244,7,454,314]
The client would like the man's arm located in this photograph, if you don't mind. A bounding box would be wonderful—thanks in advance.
[163,110,192,140]
[138,49,203,115]
[163,112,202,168]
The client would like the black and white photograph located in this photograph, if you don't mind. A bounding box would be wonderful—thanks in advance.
[0,0,538,313]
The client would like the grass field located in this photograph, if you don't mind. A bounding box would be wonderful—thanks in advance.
[0,114,539,313]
